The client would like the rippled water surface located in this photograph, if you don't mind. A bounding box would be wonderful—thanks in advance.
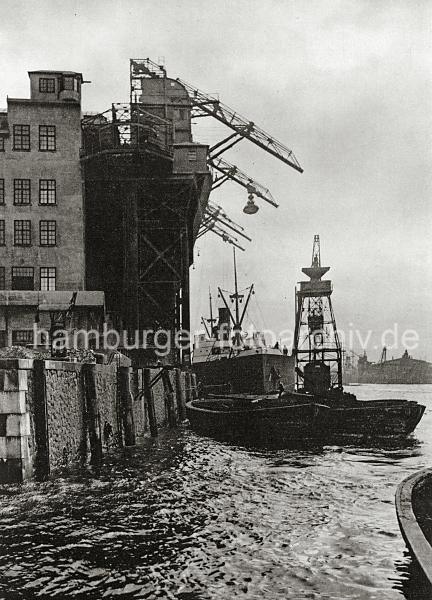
[0,384,432,599]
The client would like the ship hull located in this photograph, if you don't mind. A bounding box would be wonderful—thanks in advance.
[329,400,425,436]
[192,352,295,395]
[292,392,425,437]
[186,398,330,446]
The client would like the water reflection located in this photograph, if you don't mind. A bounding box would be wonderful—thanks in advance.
[0,384,430,599]
[394,551,432,600]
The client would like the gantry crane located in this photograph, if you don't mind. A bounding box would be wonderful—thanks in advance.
[130,59,303,247]
[176,77,303,173]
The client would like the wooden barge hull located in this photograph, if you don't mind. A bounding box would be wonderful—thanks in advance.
[186,399,329,446]
[329,400,425,437]
[291,394,425,438]
[192,353,295,395]
[396,468,432,586]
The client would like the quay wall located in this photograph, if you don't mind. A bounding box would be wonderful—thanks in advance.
[0,359,195,483]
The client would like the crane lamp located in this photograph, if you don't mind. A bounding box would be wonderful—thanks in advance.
[243,193,259,215]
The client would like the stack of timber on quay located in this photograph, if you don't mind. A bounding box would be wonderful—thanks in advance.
[396,468,432,587]
[0,357,198,483]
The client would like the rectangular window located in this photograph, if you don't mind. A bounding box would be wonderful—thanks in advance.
[13,125,30,151]
[0,331,6,347]
[62,76,80,92]
[187,148,197,161]
[0,137,4,152]
[40,267,56,291]
[0,267,5,290]
[39,125,56,151]
[39,78,55,93]
[39,179,56,205]
[14,220,31,246]
[12,330,34,346]
[39,220,56,246]
[0,221,5,246]
[11,267,34,290]
[63,76,74,90]
[14,179,31,205]
[0,179,4,204]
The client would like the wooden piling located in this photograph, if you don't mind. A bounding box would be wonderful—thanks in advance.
[82,363,102,467]
[33,359,50,481]
[162,369,177,428]
[144,368,158,437]
[118,366,136,446]
[175,369,187,421]
[185,371,192,404]
[191,373,198,400]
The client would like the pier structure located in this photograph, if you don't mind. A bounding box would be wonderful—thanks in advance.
[293,235,343,392]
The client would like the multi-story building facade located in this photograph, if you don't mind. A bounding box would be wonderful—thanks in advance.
[0,65,211,360]
[0,71,104,347]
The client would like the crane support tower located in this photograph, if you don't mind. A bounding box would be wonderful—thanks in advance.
[81,61,212,365]
[81,58,302,366]
[293,236,343,393]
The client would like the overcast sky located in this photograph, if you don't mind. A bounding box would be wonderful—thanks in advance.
[1,0,431,360]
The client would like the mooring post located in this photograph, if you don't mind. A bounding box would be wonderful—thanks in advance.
[83,363,102,467]
[118,366,136,446]
[33,359,50,481]
[144,368,158,437]
[175,368,187,421]
[162,368,177,428]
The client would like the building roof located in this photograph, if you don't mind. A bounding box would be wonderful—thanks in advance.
[28,70,84,81]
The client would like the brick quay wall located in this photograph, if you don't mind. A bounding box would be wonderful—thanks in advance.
[0,359,196,483]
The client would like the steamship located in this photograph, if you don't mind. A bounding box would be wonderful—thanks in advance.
[192,250,294,394]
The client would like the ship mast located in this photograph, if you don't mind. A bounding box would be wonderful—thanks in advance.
[218,248,254,350]
[207,288,217,336]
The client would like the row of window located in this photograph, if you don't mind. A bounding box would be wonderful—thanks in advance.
[39,76,80,94]
[0,220,56,246]
[0,266,56,291]
[0,330,34,346]
[0,179,56,205]
[0,125,56,152]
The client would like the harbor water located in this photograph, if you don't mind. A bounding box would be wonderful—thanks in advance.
[0,384,431,600]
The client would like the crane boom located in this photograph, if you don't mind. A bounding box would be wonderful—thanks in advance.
[176,78,303,173]
[209,157,278,207]
[198,201,251,250]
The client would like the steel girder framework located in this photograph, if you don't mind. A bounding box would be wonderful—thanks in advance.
[176,78,303,173]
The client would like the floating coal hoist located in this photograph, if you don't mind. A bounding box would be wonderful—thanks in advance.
[293,235,343,394]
